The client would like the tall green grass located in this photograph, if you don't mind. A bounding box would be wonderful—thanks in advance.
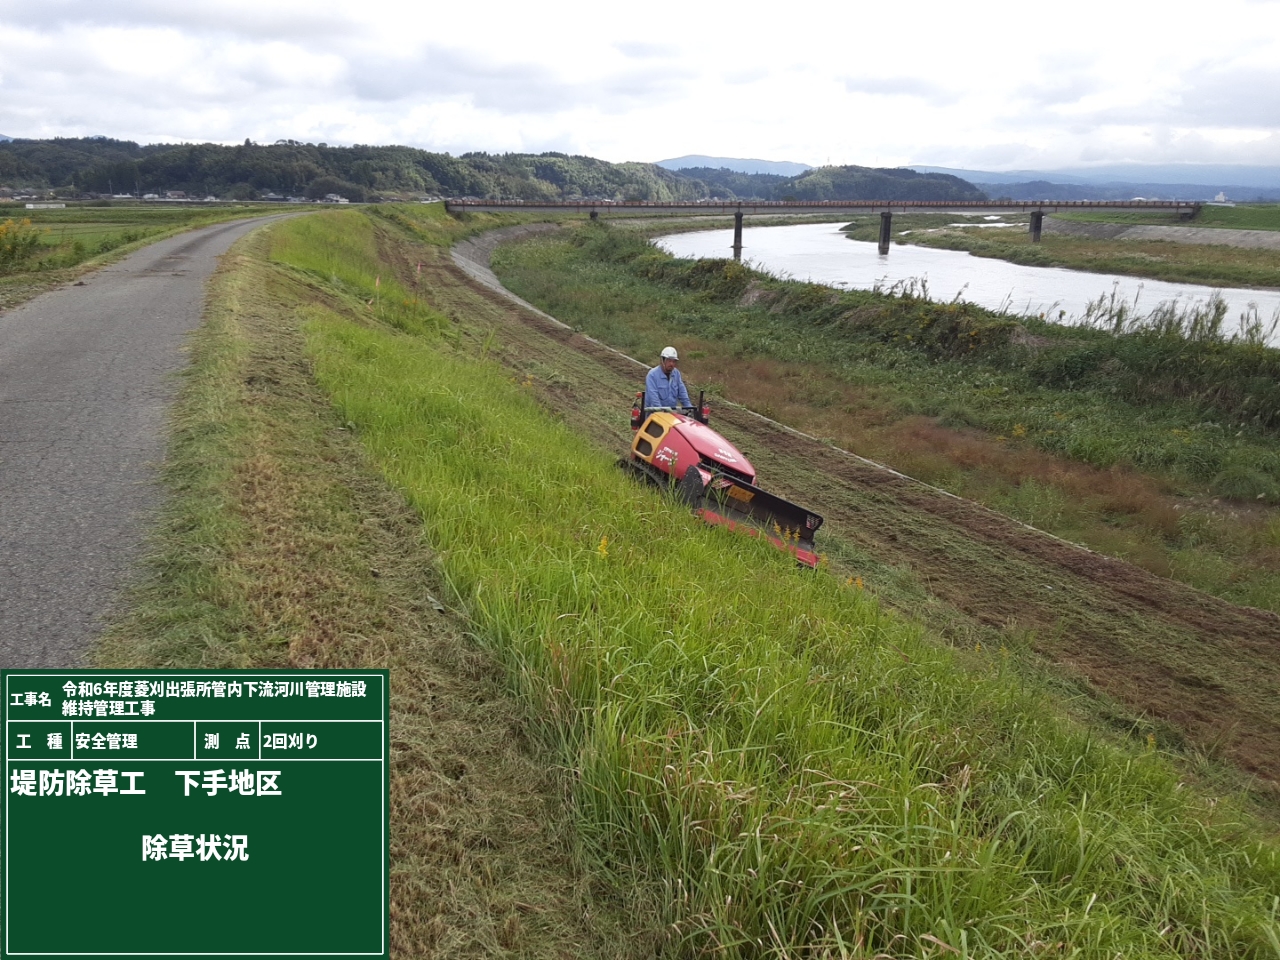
[268,210,448,337]
[278,213,1280,958]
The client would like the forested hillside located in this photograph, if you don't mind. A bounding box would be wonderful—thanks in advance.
[0,137,985,202]
[681,164,985,201]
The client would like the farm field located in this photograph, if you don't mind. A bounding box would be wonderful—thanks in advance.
[99,204,1280,957]
[0,202,309,312]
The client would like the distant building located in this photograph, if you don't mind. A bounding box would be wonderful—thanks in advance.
[1215,191,1228,203]
[323,194,349,204]
[166,190,187,199]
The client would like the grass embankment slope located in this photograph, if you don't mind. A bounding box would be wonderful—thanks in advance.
[0,203,309,312]
[493,224,1280,612]
[96,207,649,959]
[490,223,1280,795]
[842,206,1280,288]
[104,203,1280,957]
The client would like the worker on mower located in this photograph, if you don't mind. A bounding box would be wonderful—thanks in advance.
[645,346,692,412]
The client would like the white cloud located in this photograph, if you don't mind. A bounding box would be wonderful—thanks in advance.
[0,0,1277,169]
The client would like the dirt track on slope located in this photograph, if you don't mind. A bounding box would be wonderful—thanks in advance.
[382,222,1280,788]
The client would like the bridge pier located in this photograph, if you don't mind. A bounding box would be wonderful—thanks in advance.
[590,210,598,220]
[1029,210,1043,243]
[878,211,893,255]
[732,211,743,260]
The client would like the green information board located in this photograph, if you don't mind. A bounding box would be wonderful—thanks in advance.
[2,670,389,959]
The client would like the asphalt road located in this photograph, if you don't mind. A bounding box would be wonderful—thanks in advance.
[0,216,284,667]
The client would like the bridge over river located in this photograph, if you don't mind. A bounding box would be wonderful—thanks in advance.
[445,199,1201,257]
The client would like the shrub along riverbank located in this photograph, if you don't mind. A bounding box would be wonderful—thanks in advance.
[284,208,1280,957]
[492,222,1280,611]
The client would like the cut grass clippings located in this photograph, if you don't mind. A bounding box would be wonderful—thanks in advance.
[265,209,1280,957]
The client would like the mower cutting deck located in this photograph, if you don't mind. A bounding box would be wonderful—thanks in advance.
[624,392,825,567]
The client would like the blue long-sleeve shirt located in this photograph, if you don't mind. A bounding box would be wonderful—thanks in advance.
[645,364,692,410]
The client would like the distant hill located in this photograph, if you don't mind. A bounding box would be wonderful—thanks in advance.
[975,180,1280,203]
[0,135,11,142]
[656,155,812,177]
[0,138,718,202]
[911,164,1280,189]
[657,164,983,202]
[784,166,983,202]
[910,164,1280,201]
[0,138,985,203]
[910,166,1093,186]
[671,167,793,198]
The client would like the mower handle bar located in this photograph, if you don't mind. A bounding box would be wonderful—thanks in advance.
[636,390,709,425]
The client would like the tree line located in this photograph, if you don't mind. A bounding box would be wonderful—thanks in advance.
[0,137,985,202]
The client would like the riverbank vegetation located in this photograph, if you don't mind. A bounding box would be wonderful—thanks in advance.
[842,212,1280,289]
[492,222,1280,612]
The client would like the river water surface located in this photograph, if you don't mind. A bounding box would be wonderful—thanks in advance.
[655,222,1280,334]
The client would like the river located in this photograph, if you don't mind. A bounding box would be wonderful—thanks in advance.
[654,222,1280,337]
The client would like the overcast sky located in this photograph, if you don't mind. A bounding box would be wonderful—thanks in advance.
[3,0,1278,170]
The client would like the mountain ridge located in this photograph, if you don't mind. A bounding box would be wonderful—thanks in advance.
[910,163,1280,195]
[655,155,813,177]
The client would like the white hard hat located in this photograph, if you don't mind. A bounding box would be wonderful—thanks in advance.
[660,346,679,360]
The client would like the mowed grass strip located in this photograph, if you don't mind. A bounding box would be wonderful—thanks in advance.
[95,217,653,959]
[282,212,1280,958]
